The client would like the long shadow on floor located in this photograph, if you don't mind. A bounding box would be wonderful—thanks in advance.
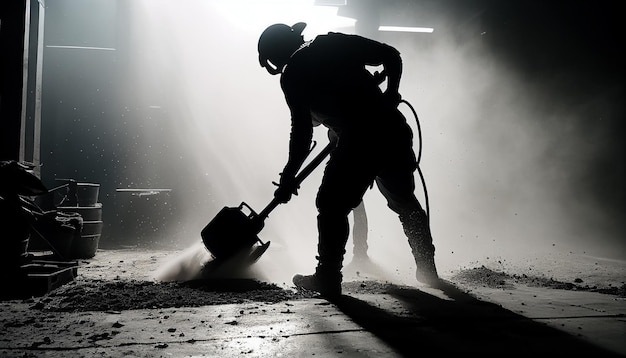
[332,280,621,357]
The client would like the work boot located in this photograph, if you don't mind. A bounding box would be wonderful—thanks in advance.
[292,272,342,297]
[295,211,349,297]
[414,251,439,285]
[400,209,440,285]
[293,257,343,297]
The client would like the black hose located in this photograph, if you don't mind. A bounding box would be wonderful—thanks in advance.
[400,99,430,222]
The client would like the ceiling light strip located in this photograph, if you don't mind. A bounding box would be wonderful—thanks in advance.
[46,45,116,51]
[378,26,434,33]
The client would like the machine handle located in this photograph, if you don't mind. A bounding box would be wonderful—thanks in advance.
[257,138,336,220]
[239,201,259,219]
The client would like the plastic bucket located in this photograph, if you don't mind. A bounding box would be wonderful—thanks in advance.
[57,203,102,221]
[76,183,100,207]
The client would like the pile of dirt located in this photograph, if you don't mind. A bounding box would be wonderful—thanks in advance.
[451,265,626,297]
[31,278,319,312]
[29,277,420,313]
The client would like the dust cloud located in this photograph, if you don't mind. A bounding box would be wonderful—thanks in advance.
[153,241,211,282]
[125,1,623,284]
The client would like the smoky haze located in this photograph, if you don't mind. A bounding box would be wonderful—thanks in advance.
[41,0,624,283]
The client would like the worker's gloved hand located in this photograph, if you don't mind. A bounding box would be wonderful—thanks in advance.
[372,70,387,85]
[274,174,299,204]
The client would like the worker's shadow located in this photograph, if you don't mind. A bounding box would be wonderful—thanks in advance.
[330,280,620,357]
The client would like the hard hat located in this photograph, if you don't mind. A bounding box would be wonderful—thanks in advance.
[258,22,307,75]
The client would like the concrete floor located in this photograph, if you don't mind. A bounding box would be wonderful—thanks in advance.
[1,247,624,358]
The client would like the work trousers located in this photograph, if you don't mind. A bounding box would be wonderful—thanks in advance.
[314,109,433,275]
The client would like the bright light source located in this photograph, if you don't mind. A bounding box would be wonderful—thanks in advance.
[46,45,116,51]
[314,0,347,5]
[212,0,355,36]
[379,26,434,33]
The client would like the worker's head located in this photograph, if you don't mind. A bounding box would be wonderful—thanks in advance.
[258,22,306,75]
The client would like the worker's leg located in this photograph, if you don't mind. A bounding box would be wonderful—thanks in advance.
[293,147,374,296]
[376,167,439,285]
[352,200,369,259]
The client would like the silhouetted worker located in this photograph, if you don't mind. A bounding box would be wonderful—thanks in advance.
[351,200,369,261]
[258,22,438,296]
[328,128,369,262]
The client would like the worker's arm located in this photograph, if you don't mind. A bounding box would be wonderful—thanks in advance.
[380,46,402,106]
[344,33,403,106]
[274,81,314,203]
[283,109,313,179]
[369,40,402,106]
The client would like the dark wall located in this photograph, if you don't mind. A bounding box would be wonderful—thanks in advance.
[40,0,186,247]
[0,1,28,161]
[480,0,625,221]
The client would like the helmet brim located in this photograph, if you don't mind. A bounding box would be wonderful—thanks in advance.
[291,22,307,35]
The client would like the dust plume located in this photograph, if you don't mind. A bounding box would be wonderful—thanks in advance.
[153,241,211,282]
[127,1,623,285]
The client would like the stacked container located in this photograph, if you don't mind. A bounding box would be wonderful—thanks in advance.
[56,183,103,259]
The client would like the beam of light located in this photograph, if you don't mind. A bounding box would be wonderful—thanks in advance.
[212,0,355,36]
[125,0,328,275]
[378,26,434,33]
[45,45,116,51]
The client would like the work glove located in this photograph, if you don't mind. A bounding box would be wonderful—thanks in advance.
[372,70,387,85]
[372,70,401,108]
[273,174,299,204]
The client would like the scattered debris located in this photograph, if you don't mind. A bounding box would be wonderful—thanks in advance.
[451,265,626,297]
[30,278,318,312]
